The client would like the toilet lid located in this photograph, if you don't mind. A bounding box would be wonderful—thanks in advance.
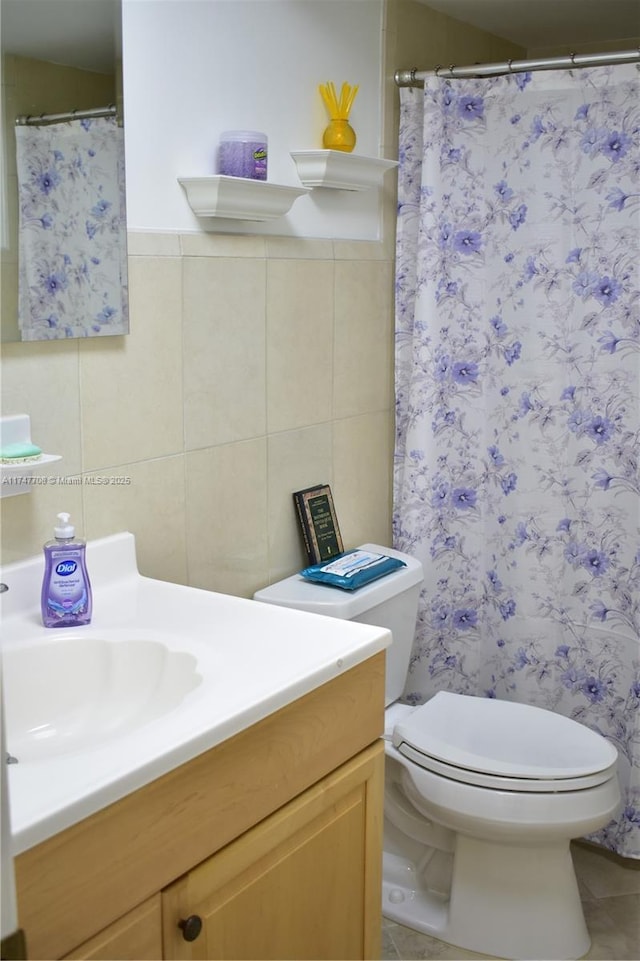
[393,692,618,789]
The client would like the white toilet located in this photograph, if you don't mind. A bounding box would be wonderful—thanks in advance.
[254,544,621,961]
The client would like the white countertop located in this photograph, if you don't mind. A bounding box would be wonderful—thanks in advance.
[0,533,390,854]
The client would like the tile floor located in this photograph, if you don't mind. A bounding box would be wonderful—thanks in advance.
[382,841,640,960]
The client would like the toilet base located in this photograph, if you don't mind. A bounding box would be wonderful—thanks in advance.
[382,835,590,960]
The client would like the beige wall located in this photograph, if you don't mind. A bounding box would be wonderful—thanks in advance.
[528,36,640,58]
[384,0,525,159]
[0,2,526,599]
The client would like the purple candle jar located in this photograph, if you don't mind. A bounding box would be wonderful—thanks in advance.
[218,130,268,180]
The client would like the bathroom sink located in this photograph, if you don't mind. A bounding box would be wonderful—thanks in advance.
[3,636,202,762]
[1,531,390,853]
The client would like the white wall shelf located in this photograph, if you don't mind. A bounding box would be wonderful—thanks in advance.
[177,176,310,221]
[1,414,61,498]
[290,151,398,191]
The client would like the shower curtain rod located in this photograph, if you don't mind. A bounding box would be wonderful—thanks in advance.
[395,47,640,86]
[16,105,117,126]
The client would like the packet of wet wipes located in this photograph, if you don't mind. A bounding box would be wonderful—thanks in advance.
[300,548,405,591]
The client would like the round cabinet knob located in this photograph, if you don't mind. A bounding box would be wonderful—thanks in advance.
[178,914,203,942]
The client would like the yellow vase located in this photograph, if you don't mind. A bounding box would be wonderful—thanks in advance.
[322,119,356,153]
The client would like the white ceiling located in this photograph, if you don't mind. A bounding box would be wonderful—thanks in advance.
[2,0,639,72]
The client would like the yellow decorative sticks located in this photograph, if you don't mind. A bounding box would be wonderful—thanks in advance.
[319,81,359,120]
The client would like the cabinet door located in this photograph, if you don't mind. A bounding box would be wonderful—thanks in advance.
[62,895,162,961]
[163,741,383,961]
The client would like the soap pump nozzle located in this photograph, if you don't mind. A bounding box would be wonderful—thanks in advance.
[54,512,75,540]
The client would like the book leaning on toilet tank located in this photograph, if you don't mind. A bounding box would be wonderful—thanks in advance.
[293,484,344,565]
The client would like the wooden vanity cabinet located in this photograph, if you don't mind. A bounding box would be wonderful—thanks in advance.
[15,652,385,961]
[163,742,383,960]
[62,897,162,960]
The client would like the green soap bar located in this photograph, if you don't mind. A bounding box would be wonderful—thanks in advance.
[1,441,43,460]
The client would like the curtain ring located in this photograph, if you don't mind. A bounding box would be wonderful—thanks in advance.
[507,59,514,72]
[570,52,577,65]
[410,68,417,83]
[434,64,442,77]
[449,64,456,76]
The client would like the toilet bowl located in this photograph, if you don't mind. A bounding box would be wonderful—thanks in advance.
[254,544,621,960]
[384,694,619,959]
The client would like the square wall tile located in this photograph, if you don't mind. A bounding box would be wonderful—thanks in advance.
[333,411,394,550]
[126,231,181,257]
[82,455,188,585]
[266,423,334,582]
[78,256,183,471]
[183,257,266,449]
[1,339,82,475]
[181,233,266,259]
[265,237,334,260]
[1,481,83,566]
[186,438,268,598]
[334,259,394,419]
[266,259,334,433]
[1,340,83,564]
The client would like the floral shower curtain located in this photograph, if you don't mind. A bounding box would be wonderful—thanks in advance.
[16,116,128,340]
[393,64,639,858]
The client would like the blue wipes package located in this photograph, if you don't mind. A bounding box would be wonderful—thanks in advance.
[300,549,406,591]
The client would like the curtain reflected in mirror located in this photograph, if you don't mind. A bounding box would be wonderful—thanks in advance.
[1,0,128,342]
[15,113,128,339]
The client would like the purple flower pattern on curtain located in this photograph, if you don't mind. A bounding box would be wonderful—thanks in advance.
[394,65,640,858]
[16,117,128,340]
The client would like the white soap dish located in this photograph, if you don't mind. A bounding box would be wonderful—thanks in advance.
[0,414,62,498]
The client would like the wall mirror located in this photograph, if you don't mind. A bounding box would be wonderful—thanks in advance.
[1,0,128,342]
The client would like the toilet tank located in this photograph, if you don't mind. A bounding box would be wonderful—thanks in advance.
[253,544,423,706]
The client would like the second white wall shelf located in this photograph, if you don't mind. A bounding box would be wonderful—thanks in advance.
[290,151,399,190]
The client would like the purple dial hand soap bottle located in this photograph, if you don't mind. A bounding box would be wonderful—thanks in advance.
[41,512,92,627]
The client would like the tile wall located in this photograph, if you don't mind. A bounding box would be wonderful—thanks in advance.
[1,233,396,597]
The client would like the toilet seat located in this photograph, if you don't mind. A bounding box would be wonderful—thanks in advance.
[392,691,618,793]
[396,741,617,792]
